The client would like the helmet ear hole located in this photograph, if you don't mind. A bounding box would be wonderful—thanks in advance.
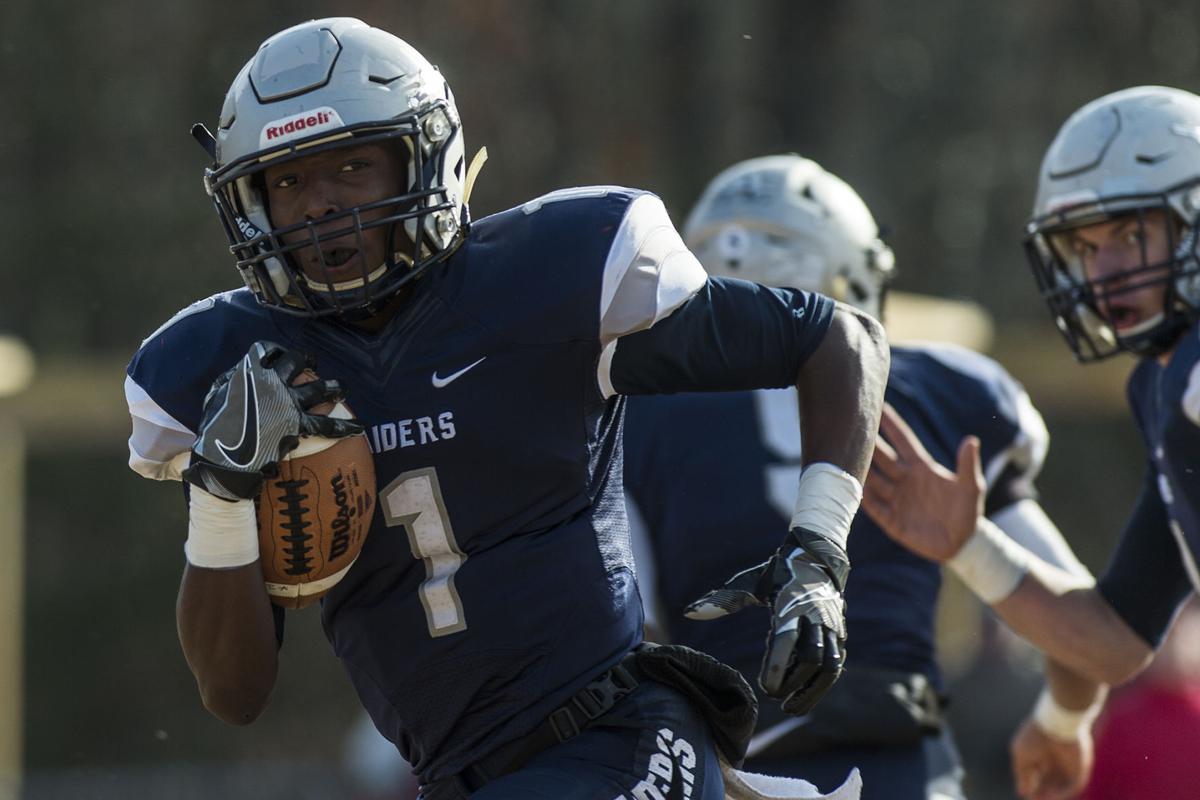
[848,279,870,303]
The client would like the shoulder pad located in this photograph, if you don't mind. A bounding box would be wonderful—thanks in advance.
[452,187,670,345]
[128,290,280,432]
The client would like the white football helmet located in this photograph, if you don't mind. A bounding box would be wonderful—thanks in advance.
[1026,86,1200,361]
[683,155,895,319]
[200,18,468,318]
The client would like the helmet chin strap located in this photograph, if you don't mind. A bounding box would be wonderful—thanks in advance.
[301,221,416,294]
[1116,309,1189,357]
[1116,311,1166,339]
[463,147,489,206]
[302,262,391,293]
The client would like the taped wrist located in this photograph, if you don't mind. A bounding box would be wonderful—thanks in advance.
[789,462,862,552]
[947,517,1032,604]
[1032,687,1103,742]
[185,486,260,569]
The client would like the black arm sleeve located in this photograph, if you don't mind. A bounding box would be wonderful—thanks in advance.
[609,277,835,396]
[1096,465,1194,649]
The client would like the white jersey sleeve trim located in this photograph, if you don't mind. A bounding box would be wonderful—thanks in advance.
[597,193,708,344]
[597,339,618,400]
[595,194,708,398]
[983,388,1049,492]
[125,374,195,481]
[988,499,1092,581]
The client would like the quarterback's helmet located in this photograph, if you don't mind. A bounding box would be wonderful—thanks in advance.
[683,155,895,319]
[1026,85,1200,361]
[201,18,468,318]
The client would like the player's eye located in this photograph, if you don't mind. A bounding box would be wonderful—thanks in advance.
[1068,237,1096,258]
[341,160,370,174]
[271,174,299,190]
[1123,228,1146,247]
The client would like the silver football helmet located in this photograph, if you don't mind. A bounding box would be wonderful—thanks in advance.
[200,18,468,318]
[1026,85,1200,361]
[683,155,895,319]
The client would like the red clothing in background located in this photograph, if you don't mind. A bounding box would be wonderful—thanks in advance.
[1081,682,1200,800]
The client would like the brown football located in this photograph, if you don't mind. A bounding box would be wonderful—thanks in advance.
[256,371,376,609]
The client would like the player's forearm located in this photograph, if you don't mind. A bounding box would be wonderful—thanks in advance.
[177,563,278,725]
[1044,656,1106,711]
[797,303,889,481]
[1026,656,1107,747]
[994,566,1152,686]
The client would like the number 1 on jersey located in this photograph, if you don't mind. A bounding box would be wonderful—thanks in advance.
[380,467,468,637]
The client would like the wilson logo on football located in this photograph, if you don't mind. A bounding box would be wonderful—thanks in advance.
[259,107,344,148]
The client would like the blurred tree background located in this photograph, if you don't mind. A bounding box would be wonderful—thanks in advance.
[0,1,1192,798]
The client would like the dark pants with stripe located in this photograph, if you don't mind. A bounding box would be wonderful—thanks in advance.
[420,680,726,800]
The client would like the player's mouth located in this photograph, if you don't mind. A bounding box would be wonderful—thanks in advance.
[316,247,360,271]
[308,247,378,284]
[1105,302,1142,331]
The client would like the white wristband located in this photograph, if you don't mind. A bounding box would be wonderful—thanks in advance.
[185,486,260,569]
[790,463,863,551]
[1032,687,1102,742]
[946,517,1032,604]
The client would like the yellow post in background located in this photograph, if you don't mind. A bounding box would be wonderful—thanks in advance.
[0,336,34,800]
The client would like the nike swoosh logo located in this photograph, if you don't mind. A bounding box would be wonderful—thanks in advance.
[215,356,260,468]
[432,357,487,388]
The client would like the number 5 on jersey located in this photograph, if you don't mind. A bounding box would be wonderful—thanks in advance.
[380,467,468,637]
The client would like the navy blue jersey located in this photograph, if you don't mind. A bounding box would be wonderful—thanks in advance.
[624,343,1047,733]
[1098,321,1200,647]
[125,187,833,781]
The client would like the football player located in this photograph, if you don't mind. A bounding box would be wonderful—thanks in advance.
[123,18,889,800]
[623,155,1093,800]
[862,86,1200,800]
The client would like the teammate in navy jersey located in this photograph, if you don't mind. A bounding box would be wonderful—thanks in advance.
[123,18,888,800]
[623,155,1092,800]
[863,86,1200,800]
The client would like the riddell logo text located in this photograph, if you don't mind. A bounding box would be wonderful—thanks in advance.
[265,111,333,141]
[258,106,344,148]
[235,216,261,239]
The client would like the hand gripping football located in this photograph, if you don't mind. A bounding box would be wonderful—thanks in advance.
[256,372,376,609]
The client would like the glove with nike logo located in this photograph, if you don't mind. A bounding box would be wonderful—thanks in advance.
[684,527,849,716]
[182,341,365,501]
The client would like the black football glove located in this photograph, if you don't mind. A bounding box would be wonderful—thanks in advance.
[684,527,849,716]
[182,341,364,501]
